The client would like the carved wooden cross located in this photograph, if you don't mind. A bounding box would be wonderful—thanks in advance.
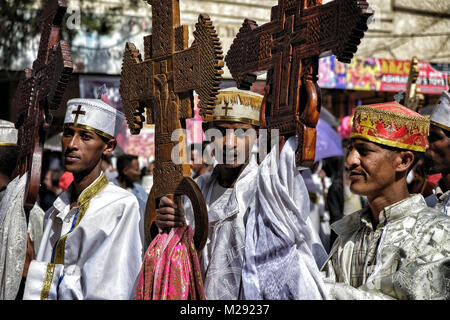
[120,0,224,249]
[12,0,73,214]
[226,0,372,167]
[403,56,424,112]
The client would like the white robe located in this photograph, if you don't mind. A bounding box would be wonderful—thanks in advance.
[184,156,259,300]
[241,136,328,300]
[23,173,145,300]
[0,174,28,300]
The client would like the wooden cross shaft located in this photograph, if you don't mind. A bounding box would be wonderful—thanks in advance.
[403,56,424,112]
[120,0,224,248]
[225,0,372,167]
[12,0,73,213]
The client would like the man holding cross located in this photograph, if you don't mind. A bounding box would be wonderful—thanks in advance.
[155,88,263,300]
[23,99,145,300]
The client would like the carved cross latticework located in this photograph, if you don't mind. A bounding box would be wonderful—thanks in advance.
[225,0,372,167]
[12,0,73,213]
[403,56,424,112]
[120,0,224,249]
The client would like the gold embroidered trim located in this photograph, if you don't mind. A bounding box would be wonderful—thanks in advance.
[214,92,263,110]
[64,123,114,140]
[355,105,430,135]
[213,116,260,126]
[431,120,450,133]
[350,132,426,152]
[0,143,17,146]
[52,173,109,264]
[40,263,56,300]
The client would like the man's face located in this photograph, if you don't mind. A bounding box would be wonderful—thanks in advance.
[424,125,450,175]
[212,121,257,168]
[124,159,141,183]
[345,139,397,197]
[190,149,203,173]
[62,126,111,175]
[43,170,52,190]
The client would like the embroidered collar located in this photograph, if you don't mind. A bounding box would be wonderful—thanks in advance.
[53,172,109,219]
[332,194,426,235]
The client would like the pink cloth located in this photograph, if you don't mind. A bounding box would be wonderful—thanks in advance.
[135,225,205,300]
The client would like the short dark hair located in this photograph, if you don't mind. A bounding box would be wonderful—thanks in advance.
[49,169,64,188]
[0,145,19,178]
[116,154,138,175]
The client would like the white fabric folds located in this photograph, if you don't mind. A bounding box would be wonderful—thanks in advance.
[241,136,328,299]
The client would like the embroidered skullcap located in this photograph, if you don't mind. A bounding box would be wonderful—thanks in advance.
[351,101,430,152]
[0,120,18,146]
[64,99,125,139]
[212,87,263,126]
[429,91,450,132]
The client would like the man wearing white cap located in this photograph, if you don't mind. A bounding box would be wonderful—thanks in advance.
[23,99,144,300]
[424,91,450,215]
[0,120,45,300]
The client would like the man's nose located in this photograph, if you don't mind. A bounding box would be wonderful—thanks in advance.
[345,149,360,170]
[225,130,237,148]
[66,135,80,149]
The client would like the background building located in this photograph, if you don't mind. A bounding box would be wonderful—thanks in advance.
[1,0,449,161]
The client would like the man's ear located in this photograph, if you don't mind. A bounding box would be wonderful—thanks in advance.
[396,150,414,173]
[103,139,117,157]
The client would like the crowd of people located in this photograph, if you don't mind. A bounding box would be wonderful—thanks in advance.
[0,87,449,300]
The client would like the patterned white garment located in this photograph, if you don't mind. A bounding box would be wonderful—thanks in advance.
[184,156,259,300]
[23,173,144,300]
[0,174,28,300]
[322,194,450,299]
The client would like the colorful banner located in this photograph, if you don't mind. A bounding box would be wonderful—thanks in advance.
[318,56,448,94]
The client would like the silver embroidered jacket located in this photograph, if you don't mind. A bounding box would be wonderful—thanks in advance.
[322,194,450,300]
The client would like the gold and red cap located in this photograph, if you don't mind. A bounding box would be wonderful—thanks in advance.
[350,101,430,152]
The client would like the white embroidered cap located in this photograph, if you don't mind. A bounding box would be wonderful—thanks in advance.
[212,87,263,126]
[429,91,450,132]
[64,99,125,139]
[0,120,18,146]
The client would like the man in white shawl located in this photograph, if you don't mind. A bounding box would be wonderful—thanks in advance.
[423,91,450,215]
[23,99,144,300]
[155,88,327,300]
[155,88,262,299]
[0,120,45,300]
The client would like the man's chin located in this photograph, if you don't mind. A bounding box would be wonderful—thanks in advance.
[349,182,369,197]
[222,162,243,169]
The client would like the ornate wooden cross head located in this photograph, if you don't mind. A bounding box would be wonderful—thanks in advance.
[225,0,372,167]
[403,56,424,112]
[12,0,73,213]
[120,0,224,249]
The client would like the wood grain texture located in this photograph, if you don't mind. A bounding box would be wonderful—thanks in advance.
[120,0,224,249]
[225,0,372,167]
[12,0,73,214]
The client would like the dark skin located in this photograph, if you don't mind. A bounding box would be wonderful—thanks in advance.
[62,126,116,207]
[346,138,414,225]
[117,158,141,189]
[156,121,257,229]
[424,124,450,192]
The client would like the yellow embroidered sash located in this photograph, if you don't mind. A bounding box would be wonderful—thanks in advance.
[40,172,108,300]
